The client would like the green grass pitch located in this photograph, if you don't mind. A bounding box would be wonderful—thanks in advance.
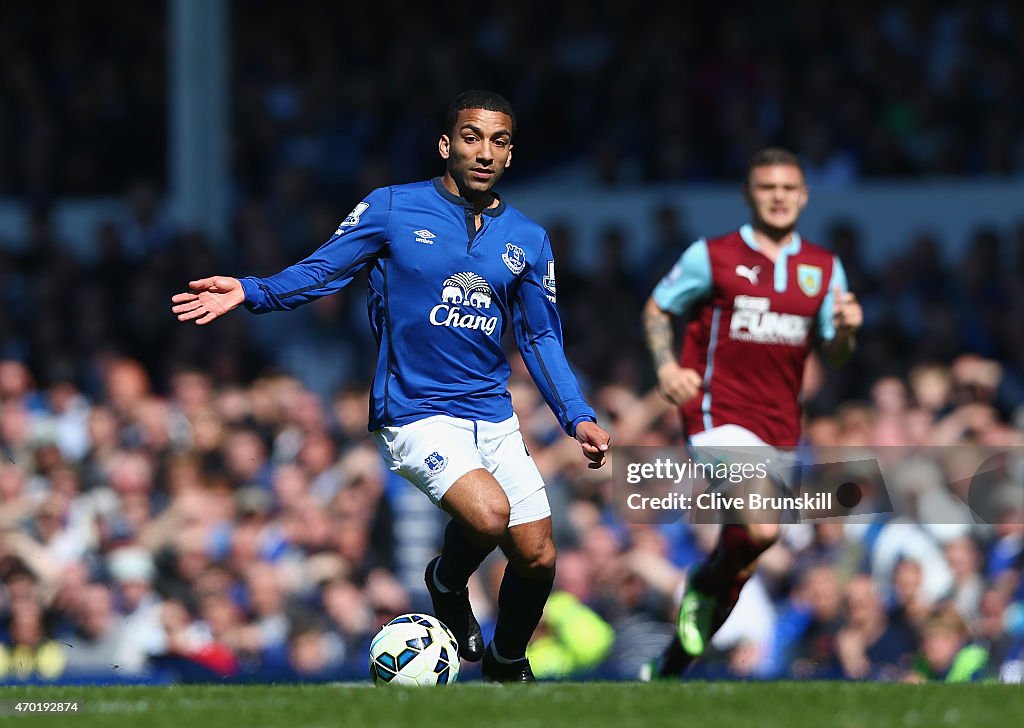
[2,682,1022,728]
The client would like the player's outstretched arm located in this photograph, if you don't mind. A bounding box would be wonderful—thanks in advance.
[171,276,245,326]
[643,297,702,406]
[574,420,611,469]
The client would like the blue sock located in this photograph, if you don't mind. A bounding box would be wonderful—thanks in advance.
[434,519,494,593]
[492,561,554,661]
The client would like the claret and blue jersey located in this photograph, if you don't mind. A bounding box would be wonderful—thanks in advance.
[240,178,596,435]
[652,224,849,447]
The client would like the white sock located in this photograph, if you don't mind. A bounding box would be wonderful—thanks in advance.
[489,642,524,664]
[432,559,452,594]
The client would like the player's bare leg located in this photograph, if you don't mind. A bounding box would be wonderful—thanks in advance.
[426,468,510,661]
[645,476,781,680]
[681,520,778,645]
[480,514,556,682]
[440,468,511,545]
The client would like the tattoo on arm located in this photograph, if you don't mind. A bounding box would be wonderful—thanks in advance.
[644,302,677,369]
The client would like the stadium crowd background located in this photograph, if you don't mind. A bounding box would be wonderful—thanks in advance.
[0,1,1023,683]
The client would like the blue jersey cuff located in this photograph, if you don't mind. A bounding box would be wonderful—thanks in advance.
[239,277,262,312]
[569,414,597,437]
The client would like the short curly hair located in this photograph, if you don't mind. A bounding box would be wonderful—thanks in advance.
[445,90,516,137]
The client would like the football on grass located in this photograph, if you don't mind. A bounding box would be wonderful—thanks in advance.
[368,613,460,686]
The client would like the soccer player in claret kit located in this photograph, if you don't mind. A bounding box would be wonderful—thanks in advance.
[639,148,863,679]
[172,91,610,683]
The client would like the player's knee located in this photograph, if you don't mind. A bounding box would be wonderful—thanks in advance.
[520,539,557,578]
[475,502,511,542]
[746,522,780,550]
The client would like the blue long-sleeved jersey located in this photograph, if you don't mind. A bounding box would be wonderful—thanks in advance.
[240,178,596,435]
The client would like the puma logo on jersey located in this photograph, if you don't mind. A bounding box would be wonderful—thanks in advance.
[735,264,760,285]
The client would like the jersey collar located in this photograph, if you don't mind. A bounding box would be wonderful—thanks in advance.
[740,223,802,293]
[432,177,507,217]
[739,223,801,255]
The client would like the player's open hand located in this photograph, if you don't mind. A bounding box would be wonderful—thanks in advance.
[832,285,862,334]
[575,421,611,469]
[656,362,702,406]
[171,276,245,325]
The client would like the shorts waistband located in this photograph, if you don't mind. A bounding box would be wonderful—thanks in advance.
[398,413,519,436]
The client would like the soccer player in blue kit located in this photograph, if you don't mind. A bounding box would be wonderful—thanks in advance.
[172,90,611,683]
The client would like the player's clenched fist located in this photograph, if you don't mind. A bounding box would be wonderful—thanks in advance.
[832,285,863,334]
[171,276,246,325]
[656,362,702,406]
[574,420,611,469]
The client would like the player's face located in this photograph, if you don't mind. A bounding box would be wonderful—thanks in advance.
[439,109,513,196]
[744,164,808,233]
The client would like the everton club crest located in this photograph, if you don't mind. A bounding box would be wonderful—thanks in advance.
[424,451,448,474]
[502,243,526,275]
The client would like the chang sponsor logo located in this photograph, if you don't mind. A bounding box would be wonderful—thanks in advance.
[730,295,810,345]
[429,272,499,335]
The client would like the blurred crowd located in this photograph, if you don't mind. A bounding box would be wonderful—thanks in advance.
[0,2,164,198]
[0,137,1022,689]
[1,119,1024,686]
[1,0,1024,687]
[0,340,1021,684]
[3,1,1024,199]
[0,196,1022,684]
[4,189,1024,423]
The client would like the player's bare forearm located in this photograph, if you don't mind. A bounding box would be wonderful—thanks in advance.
[824,288,862,367]
[822,331,856,367]
[643,297,677,370]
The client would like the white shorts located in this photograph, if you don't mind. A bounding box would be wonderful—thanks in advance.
[688,424,796,493]
[689,423,771,449]
[373,414,551,527]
